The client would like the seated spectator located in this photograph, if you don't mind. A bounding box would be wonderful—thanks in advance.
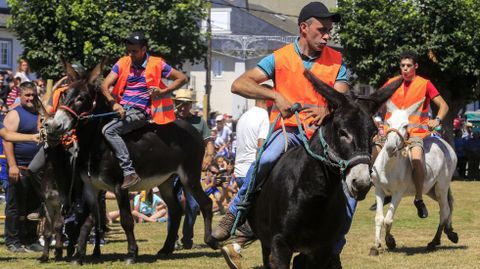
[132,188,168,223]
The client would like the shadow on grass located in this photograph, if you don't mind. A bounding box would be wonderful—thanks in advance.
[103,238,148,244]
[72,250,222,264]
[389,245,468,256]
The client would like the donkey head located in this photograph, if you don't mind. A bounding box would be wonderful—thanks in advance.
[44,57,107,146]
[383,98,425,156]
[304,70,402,200]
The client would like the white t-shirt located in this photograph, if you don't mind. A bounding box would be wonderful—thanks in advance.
[234,106,269,177]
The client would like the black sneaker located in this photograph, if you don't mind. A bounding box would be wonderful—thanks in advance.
[6,244,27,253]
[414,199,428,218]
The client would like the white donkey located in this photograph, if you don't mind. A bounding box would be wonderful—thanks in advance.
[370,99,458,256]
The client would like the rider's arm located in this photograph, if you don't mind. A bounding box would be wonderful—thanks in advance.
[158,68,188,95]
[101,71,119,104]
[432,95,449,122]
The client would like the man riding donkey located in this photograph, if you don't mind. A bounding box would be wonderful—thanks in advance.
[213,2,356,268]
[373,50,449,218]
[101,31,187,189]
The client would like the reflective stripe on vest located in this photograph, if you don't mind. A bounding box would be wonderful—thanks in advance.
[111,56,175,125]
[385,76,430,138]
[270,43,342,139]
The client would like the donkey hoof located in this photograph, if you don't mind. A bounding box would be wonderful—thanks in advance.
[38,255,49,263]
[71,259,83,266]
[206,237,220,250]
[426,242,437,251]
[157,248,173,259]
[385,235,396,250]
[447,232,459,243]
[369,247,379,256]
[125,257,136,265]
[54,248,63,261]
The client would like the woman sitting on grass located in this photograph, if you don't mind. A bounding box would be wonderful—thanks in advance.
[132,188,168,223]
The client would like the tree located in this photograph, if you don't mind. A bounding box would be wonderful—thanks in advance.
[336,0,480,141]
[7,0,209,79]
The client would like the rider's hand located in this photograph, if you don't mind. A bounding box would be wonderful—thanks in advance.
[427,118,440,130]
[112,103,125,119]
[304,106,330,126]
[150,87,169,100]
[8,166,20,184]
[273,92,293,118]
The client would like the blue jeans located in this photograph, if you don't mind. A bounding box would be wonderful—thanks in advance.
[228,127,357,254]
[169,177,199,246]
[102,108,146,176]
[229,127,303,215]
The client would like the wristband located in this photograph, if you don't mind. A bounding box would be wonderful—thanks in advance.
[435,117,442,124]
[108,99,116,108]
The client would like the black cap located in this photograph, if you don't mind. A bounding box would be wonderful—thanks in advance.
[124,31,148,46]
[298,2,341,25]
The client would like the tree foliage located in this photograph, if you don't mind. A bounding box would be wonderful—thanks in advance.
[337,0,480,116]
[7,0,209,79]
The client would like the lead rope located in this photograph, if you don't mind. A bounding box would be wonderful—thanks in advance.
[231,112,282,235]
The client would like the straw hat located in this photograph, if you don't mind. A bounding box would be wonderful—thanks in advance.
[174,88,194,102]
[466,122,473,127]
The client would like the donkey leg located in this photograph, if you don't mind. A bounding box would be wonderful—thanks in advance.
[427,187,449,251]
[384,194,403,250]
[39,213,53,263]
[181,171,218,250]
[443,188,458,244]
[158,178,183,256]
[269,234,293,269]
[370,191,385,256]
[261,242,272,269]
[115,186,138,264]
[73,215,94,265]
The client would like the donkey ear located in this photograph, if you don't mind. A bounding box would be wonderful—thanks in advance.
[88,57,108,85]
[303,69,347,107]
[357,78,403,115]
[405,98,425,115]
[60,55,79,81]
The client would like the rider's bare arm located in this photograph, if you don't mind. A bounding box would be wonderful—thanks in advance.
[101,71,119,103]
[428,95,449,129]
[158,68,188,94]
[431,95,449,122]
[333,81,349,93]
[232,67,291,116]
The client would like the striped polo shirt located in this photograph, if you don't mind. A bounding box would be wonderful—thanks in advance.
[111,54,172,114]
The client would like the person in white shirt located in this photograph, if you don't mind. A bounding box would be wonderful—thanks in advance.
[222,97,270,269]
[14,59,32,83]
[234,99,270,187]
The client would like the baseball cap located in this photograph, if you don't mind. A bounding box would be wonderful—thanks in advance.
[298,2,341,25]
[124,31,148,46]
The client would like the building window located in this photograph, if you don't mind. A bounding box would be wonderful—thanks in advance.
[0,0,8,9]
[202,8,232,34]
[213,59,223,78]
[0,39,12,69]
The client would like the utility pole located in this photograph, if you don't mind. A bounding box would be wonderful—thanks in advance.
[204,5,212,121]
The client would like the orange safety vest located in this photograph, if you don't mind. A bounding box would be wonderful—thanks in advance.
[270,43,342,139]
[111,56,176,125]
[384,75,430,138]
[52,86,69,113]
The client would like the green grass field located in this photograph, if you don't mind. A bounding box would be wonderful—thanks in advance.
[0,180,478,268]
